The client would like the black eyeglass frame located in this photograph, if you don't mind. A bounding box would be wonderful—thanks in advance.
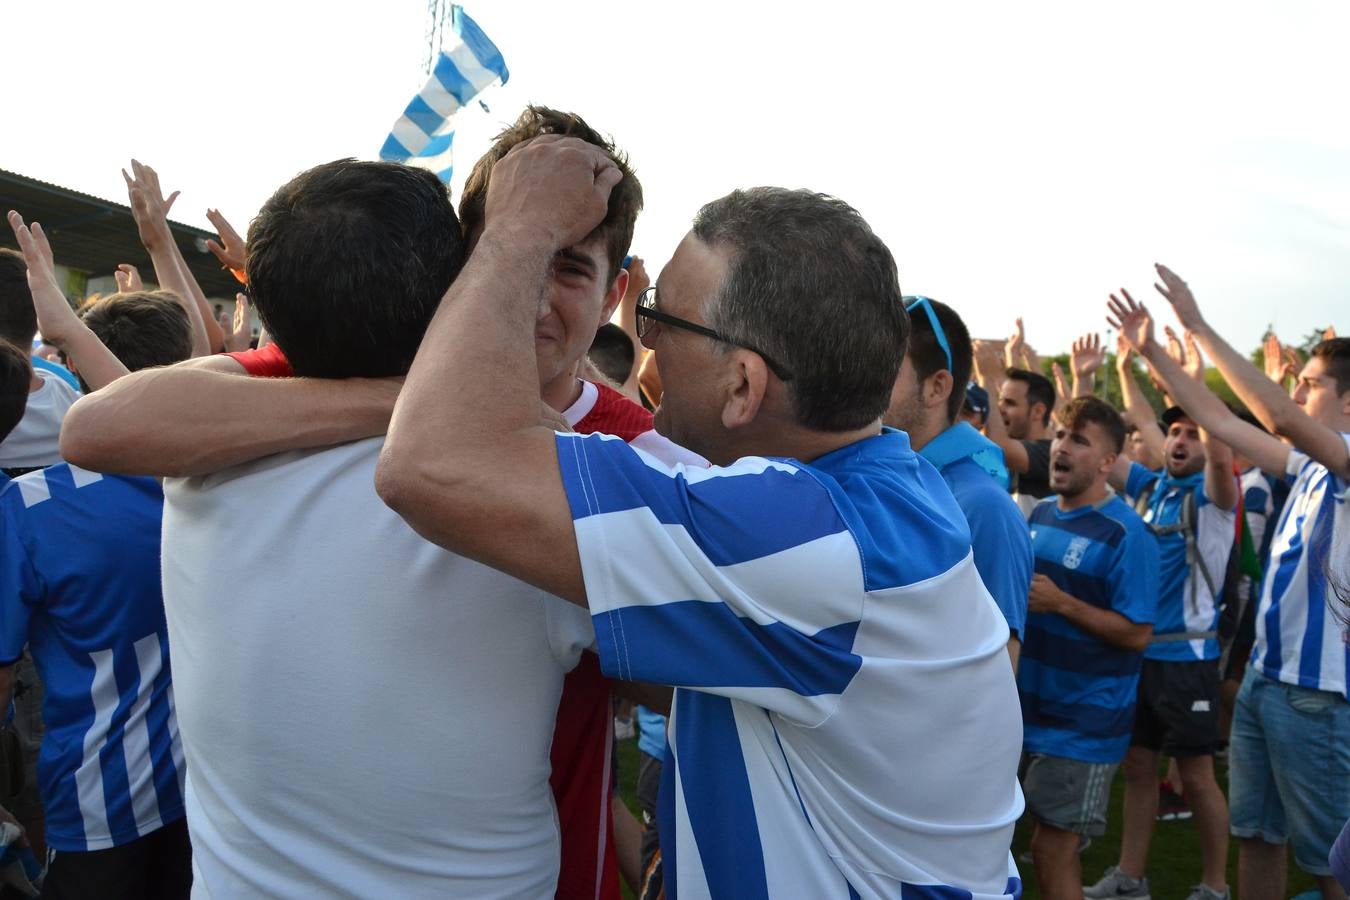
[633,287,795,382]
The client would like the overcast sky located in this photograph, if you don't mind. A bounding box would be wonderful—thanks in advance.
[4,0,1346,355]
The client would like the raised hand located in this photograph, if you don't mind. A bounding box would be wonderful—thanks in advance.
[221,293,253,352]
[1071,332,1107,382]
[7,211,76,342]
[1051,361,1070,401]
[1182,329,1206,381]
[1153,263,1204,331]
[1004,318,1026,370]
[1105,288,1154,352]
[1325,325,1338,341]
[114,263,144,293]
[483,135,622,252]
[123,160,180,250]
[1115,332,1135,369]
[972,339,1007,388]
[205,208,247,281]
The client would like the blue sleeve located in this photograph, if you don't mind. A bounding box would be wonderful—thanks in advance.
[1124,462,1158,504]
[967,493,1032,638]
[0,489,40,664]
[555,432,865,726]
[1108,520,1159,625]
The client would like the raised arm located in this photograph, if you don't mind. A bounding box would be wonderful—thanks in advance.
[1107,288,1290,478]
[205,208,249,286]
[1153,264,1348,478]
[973,340,1029,471]
[1070,332,1106,398]
[1114,338,1165,470]
[7,212,128,390]
[123,160,221,356]
[60,360,400,476]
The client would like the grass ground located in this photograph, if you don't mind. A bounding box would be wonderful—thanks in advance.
[614,738,1322,898]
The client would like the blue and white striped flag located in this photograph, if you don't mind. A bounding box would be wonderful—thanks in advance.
[379,8,509,183]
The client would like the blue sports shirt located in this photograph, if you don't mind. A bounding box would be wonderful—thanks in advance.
[555,429,1024,900]
[1021,494,1158,763]
[0,465,185,852]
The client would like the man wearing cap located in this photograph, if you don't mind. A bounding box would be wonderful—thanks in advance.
[1086,403,1237,900]
[885,296,1031,666]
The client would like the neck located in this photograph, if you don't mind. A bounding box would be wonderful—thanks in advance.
[541,374,584,413]
[710,420,883,467]
[901,412,949,452]
[1024,419,1049,442]
[1058,480,1109,511]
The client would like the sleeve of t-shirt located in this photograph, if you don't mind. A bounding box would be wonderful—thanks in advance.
[1124,461,1159,504]
[1021,439,1050,480]
[968,493,1032,639]
[553,431,865,727]
[1108,518,1159,625]
[0,489,40,665]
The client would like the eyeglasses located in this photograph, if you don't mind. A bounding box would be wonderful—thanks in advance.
[904,295,953,374]
[634,286,794,382]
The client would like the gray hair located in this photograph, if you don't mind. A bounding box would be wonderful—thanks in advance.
[692,188,908,431]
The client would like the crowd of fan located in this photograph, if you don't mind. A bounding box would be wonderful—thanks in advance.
[0,107,1347,900]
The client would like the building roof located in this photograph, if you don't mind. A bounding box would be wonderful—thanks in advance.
[0,168,242,298]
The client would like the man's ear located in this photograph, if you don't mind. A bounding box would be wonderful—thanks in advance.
[926,369,954,411]
[598,268,629,326]
[721,349,768,431]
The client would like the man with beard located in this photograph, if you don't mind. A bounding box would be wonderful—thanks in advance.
[1019,396,1158,900]
[1086,396,1237,900]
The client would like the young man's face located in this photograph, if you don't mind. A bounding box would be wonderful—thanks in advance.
[1050,420,1115,498]
[1163,417,1206,478]
[534,233,626,391]
[999,380,1034,439]
[1293,356,1350,429]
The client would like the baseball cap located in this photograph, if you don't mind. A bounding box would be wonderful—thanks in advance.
[963,382,990,419]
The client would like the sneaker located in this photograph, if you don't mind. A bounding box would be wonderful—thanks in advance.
[614,717,636,741]
[1157,781,1192,821]
[1183,885,1229,900]
[1083,865,1150,900]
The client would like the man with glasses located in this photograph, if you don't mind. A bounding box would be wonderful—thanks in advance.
[374,140,1024,898]
[884,296,1032,667]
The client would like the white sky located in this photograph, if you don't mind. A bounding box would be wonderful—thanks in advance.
[4,0,1347,355]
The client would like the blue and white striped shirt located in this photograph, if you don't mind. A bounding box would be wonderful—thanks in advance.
[1251,435,1350,696]
[556,429,1024,899]
[0,465,185,852]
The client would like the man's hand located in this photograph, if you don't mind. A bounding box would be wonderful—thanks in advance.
[1106,289,1155,353]
[8,211,78,344]
[1153,263,1206,332]
[1028,574,1065,615]
[205,208,248,283]
[221,293,252,352]
[1071,332,1107,384]
[1004,318,1025,370]
[123,160,179,250]
[482,135,622,252]
[973,339,1006,388]
[1164,325,1206,382]
[1051,361,1070,402]
[114,263,144,293]
[622,256,650,307]
[1115,333,1135,370]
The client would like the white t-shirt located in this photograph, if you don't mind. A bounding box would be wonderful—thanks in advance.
[0,368,79,468]
[161,438,593,898]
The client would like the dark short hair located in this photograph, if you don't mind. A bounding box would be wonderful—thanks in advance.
[77,291,193,389]
[0,248,37,348]
[246,159,465,379]
[0,338,30,443]
[459,106,641,281]
[692,187,906,432]
[1311,338,1350,396]
[588,322,635,386]
[1005,367,1055,427]
[905,297,972,424]
[1058,395,1125,454]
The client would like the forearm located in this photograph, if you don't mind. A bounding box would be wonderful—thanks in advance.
[1054,593,1149,652]
[1117,361,1165,463]
[141,224,221,354]
[60,366,397,476]
[1187,321,1293,435]
[1202,431,1238,510]
[983,411,1029,472]
[49,323,130,391]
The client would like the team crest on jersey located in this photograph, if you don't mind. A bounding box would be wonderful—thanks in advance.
[1062,536,1090,570]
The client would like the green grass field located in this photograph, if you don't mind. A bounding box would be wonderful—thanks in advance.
[614,739,1322,898]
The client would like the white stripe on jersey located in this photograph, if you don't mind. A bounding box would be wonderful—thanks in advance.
[76,650,119,845]
[126,634,166,837]
[16,471,50,508]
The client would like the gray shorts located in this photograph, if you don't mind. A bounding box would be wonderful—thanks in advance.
[1022,753,1119,837]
